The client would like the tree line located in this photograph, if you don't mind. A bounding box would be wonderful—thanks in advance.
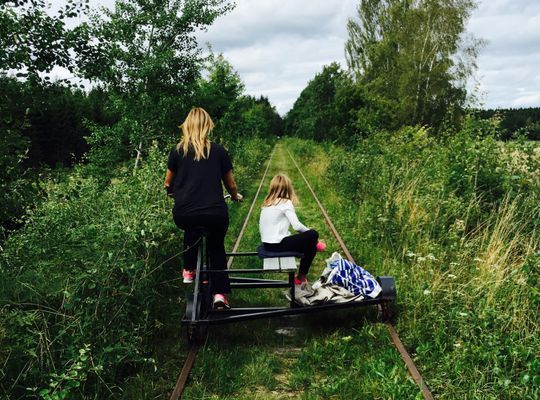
[285,0,538,142]
[478,107,540,140]
[1,0,282,237]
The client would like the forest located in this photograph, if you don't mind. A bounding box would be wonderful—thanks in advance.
[1,0,539,399]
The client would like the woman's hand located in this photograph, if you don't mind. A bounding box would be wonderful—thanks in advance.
[233,193,243,202]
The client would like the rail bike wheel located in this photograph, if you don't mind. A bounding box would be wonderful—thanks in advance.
[186,324,208,344]
[377,301,394,322]
[185,294,209,344]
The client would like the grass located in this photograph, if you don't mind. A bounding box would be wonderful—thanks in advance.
[285,136,539,400]
[120,135,538,399]
[123,141,421,399]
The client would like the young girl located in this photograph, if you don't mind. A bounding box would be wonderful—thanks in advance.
[259,174,319,284]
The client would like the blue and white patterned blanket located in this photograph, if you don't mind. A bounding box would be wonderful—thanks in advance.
[324,253,382,298]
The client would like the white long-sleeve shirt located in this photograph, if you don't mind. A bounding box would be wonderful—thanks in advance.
[259,199,309,243]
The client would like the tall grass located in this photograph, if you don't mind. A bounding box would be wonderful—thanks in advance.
[0,137,273,399]
[285,120,539,398]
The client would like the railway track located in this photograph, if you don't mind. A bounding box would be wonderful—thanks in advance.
[169,144,433,400]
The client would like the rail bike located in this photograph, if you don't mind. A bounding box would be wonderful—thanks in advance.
[181,230,397,343]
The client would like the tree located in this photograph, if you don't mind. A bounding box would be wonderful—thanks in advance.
[284,63,377,142]
[76,0,235,173]
[346,0,482,129]
[0,0,89,76]
[195,52,245,121]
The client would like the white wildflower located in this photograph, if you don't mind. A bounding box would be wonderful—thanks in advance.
[455,219,466,231]
[423,289,431,295]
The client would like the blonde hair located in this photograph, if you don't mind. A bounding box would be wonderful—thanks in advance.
[177,107,214,161]
[262,174,298,207]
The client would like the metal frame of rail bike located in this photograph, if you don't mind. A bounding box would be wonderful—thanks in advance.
[182,233,397,343]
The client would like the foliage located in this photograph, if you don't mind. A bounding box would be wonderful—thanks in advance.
[195,52,245,121]
[284,63,383,142]
[345,0,482,129]
[0,0,89,76]
[0,76,117,236]
[219,95,283,140]
[0,77,32,237]
[286,117,539,398]
[478,107,540,140]
[77,0,236,173]
[0,137,273,398]
[193,51,282,141]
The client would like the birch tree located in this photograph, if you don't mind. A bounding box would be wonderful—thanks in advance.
[346,0,482,129]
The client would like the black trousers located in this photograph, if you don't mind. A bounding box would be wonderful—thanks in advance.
[173,214,230,294]
[263,229,319,275]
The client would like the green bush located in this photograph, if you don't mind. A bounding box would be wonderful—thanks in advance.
[285,118,539,398]
[0,137,272,398]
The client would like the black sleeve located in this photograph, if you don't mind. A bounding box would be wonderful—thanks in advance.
[220,146,233,176]
[167,148,178,172]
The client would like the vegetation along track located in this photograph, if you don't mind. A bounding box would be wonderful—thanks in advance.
[170,143,433,399]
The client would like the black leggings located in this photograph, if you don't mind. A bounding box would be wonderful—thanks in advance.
[263,229,319,275]
[173,214,230,294]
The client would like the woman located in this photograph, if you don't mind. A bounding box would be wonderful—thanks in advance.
[164,107,242,309]
[259,174,319,285]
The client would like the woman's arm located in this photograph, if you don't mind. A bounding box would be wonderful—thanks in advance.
[223,170,242,201]
[164,169,175,195]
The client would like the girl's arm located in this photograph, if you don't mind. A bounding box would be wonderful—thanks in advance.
[284,202,309,232]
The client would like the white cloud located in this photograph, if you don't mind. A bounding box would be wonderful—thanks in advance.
[197,0,358,114]
[201,0,540,114]
[46,0,540,114]
[467,0,540,109]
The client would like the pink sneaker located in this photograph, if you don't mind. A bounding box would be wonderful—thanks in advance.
[182,269,195,283]
[213,294,230,309]
[294,276,308,285]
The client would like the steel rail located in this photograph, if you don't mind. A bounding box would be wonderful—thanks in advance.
[169,145,276,400]
[169,345,198,400]
[286,148,434,400]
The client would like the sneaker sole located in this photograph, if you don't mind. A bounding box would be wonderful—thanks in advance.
[213,301,230,310]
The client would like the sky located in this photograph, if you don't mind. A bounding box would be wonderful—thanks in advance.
[49,0,540,115]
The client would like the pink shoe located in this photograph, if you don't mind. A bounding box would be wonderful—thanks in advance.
[182,269,195,283]
[213,294,230,309]
[294,276,308,285]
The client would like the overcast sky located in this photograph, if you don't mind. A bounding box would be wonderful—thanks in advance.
[51,0,540,115]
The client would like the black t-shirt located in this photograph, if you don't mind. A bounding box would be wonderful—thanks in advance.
[167,142,233,217]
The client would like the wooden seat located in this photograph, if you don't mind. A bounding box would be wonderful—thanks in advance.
[256,245,302,272]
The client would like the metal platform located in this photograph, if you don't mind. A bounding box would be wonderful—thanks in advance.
[181,249,397,337]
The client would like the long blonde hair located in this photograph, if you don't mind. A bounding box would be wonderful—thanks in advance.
[177,107,214,160]
[262,174,298,207]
